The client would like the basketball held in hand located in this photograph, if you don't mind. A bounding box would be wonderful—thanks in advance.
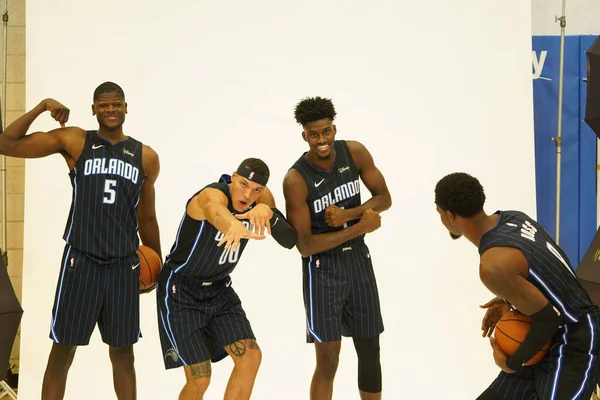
[137,245,162,291]
[494,309,551,366]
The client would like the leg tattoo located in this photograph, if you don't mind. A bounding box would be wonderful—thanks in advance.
[190,362,211,379]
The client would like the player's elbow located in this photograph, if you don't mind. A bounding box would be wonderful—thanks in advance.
[296,238,313,258]
[382,191,392,211]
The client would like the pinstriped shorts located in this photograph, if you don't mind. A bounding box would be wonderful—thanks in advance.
[302,242,384,343]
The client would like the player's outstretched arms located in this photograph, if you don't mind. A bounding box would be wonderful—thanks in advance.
[239,186,297,249]
[189,188,265,252]
[0,98,84,159]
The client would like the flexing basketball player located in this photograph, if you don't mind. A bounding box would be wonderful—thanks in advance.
[157,158,296,400]
[435,172,600,400]
[283,97,392,400]
[0,82,161,400]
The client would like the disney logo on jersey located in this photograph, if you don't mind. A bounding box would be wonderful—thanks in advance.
[83,158,140,184]
[313,179,360,214]
[123,149,135,157]
[338,166,350,173]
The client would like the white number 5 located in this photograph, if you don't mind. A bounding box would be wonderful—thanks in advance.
[103,179,117,204]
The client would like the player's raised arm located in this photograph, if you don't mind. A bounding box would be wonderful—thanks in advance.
[189,187,265,251]
[137,144,162,258]
[0,98,82,159]
[480,247,566,372]
[284,169,379,257]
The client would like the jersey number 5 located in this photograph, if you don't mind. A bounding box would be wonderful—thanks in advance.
[103,179,117,204]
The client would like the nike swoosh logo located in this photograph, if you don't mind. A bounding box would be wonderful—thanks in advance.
[92,144,104,149]
[132,263,140,270]
[272,217,279,227]
[315,179,325,187]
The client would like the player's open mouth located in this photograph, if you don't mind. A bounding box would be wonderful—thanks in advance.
[317,145,329,151]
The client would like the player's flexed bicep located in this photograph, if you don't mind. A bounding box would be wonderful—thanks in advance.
[346,140,392,217]
[0,98,83,161]
[137,145,162,258]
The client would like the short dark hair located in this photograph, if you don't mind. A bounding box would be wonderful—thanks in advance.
[435,172,485,218]
[239,158,270,182]
[294,96,337,125]
[93,82,125,101]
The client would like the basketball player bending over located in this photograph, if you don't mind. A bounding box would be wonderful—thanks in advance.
[435,172,600,400]
[283,97,392,400]
[0,83,161,400]
[157,158,297,400]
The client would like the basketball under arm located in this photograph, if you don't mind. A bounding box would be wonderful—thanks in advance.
[505,302,565,371]
[270,207,297,249]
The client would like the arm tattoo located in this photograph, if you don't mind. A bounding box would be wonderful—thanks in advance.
[190,361,211,379]
[248,339,259,350]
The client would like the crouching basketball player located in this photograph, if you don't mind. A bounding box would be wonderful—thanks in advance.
[157,158,297,400]
[435,172,600,400]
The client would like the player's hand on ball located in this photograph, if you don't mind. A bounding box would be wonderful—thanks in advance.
[325,205,347,228]
[235,204,273,236]
[43,98,70,128]
[218,221,266,252]
[480,297,512,337]
[489,337,516,374]
[359,209,381,233]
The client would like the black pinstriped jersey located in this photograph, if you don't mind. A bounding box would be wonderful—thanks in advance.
[63,130,144,261]
[479,210,595,323]
[164,175,255,281]
[291,140,363,255]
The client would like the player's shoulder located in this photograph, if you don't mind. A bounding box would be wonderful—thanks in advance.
[141,143,159,161]
[344,140,367,152]
[283,168,308,200]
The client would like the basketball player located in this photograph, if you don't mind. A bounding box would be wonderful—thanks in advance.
[283,97,392,400]
[435,172,600,400]
[157,158,297,400]
[0,82,161,400]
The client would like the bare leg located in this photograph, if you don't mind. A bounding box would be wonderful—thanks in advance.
[223,339,262,400]
[109,345,136,400]
[41,343,77,400]
[310,341,341,400]
[179,362,211,400]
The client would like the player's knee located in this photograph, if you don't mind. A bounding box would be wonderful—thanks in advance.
[354,336,381,393]
[229,340,262,372]
[315,342,341,378]
[184,362,212,395]
[187,377,210,394]
[47,343,77,371]
[109,345,135,369]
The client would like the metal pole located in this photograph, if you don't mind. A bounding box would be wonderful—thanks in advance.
[553,0,567,244]
[1,0,8,266]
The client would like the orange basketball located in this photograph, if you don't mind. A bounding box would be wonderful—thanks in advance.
[494,310,551,366]
[137,245,162,291]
